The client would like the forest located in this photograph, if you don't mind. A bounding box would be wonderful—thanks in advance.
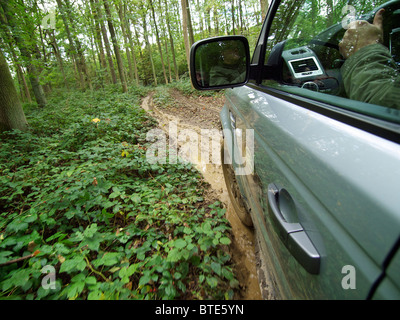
[0,0,266,125]
[0,0,392,301]
[0,0,266,300]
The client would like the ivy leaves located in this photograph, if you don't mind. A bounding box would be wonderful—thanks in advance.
[0,87,238,300]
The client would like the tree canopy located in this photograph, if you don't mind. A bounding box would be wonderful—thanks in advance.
[0,0,264,107]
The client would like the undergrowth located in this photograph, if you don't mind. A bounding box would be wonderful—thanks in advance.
[0,85,238,300]
[152,77,225,109]
[171,76,225,98]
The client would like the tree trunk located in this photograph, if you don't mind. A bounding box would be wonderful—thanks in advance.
[89,0,107,71]
[196,0,205,38]
[47,30,69,89]
[149,0,168,84]
[181,0,190,76]
[231,0,236,35]
[206,7,212,35]
[164,38,172,83]
[56,0,86,89]
[93,0,117,84]
[0,48,28,133]
[117,3,134,82]
[186,0,195,46]
[125,4,139,85]
[164,0,179,81]
[0,1,47,108]
[141,8,157,86]
[103,0,128,92]
[63,0,92,91]
[2,34,32,102]
[260,0,268,21]
[223,3,229,35]
[213,7,219,35]
[238,0,244,32]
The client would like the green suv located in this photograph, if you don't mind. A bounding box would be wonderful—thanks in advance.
[190,0,400,299]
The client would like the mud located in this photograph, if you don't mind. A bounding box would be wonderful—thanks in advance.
[141,89,262,300]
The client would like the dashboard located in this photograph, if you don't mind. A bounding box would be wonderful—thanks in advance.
[281,45,341,94]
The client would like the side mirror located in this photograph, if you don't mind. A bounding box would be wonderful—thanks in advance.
[190,36,250,90]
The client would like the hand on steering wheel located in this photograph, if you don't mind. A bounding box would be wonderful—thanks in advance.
[339,8,385,59]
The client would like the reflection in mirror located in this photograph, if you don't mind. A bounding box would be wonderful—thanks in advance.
[194,39,247,88]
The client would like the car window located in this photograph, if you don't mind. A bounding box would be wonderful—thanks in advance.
[261,0,400,124]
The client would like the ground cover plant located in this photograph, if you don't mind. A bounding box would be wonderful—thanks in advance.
[0,85,238,300]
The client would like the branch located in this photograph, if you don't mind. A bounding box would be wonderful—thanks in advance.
[0,250,40,267]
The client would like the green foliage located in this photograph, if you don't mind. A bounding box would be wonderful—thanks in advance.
[0,86,237,300]
[153,86,175,108]
[152,78,225,103]
[170,77,223,98]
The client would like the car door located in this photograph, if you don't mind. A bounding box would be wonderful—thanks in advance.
[226,0,400,299]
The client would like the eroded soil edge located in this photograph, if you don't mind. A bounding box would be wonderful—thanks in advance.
[141,90,262,300]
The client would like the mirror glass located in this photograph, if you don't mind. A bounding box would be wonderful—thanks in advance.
[193,39,248,89]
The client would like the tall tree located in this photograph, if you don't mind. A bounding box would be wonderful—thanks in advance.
[185,0,195,46]
[0,25,32,102]
[181,0,190,75]
[116,3,134,82]
[149,0,168,84]
[231,0,236,34]
[0,0,47,108]
[64,0,92,90]
[124,3,139,85]
[0,48,28,133]
[157,0,172,82]
[93,0,117,84]
[238,0,244,32]
[163,0,179,81]
[140,2,157,86]
[56,0,86,89]
[205,3,212,35]
[103,0,127,92]
[260,0,268,21]
[46,29,69,89]
[89,0,107,73]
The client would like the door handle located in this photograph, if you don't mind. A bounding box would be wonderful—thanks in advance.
[268,183,320,274]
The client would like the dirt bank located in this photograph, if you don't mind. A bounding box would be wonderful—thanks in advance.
[141,89,262,300]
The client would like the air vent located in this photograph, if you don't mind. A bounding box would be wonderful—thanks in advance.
[290,49,307,55]
[291,58,319,73]
[288,56,323,79]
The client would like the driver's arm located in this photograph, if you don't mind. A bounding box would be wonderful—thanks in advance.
[341,43,400,109]
[339,8,400,109]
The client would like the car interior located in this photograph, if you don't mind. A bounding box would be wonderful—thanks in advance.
[265,1,400,97]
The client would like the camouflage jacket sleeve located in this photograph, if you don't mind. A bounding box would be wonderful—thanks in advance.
[341,43,400,109]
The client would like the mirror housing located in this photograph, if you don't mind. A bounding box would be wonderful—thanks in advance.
[190,36,250,90]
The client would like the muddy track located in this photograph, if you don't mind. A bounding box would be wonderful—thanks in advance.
[141,89,262,300]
